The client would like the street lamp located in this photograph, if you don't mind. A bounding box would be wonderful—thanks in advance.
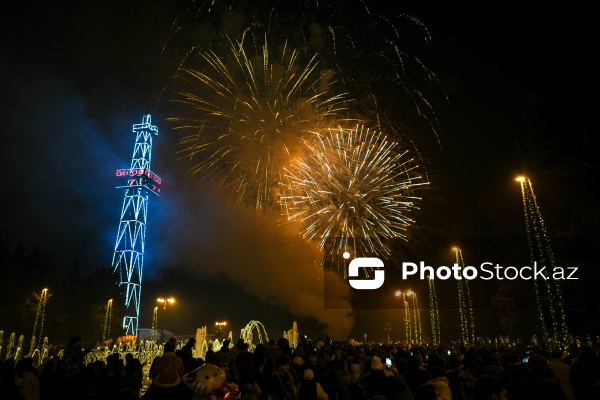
[385,323,392,344]
[395,290,411,344]
[157,297,175,343]
[215,321,227,335]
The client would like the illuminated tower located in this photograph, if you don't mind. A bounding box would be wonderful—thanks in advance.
[112,113,161,336]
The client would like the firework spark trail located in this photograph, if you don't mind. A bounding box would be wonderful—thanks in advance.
[169,29,351,210]
[162,0,445,150]
[280,125,428,259]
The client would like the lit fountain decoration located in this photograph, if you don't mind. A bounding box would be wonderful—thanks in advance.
[195,326,207,360]
[240,320,270,352]
[453,247,475,344]
[191,320,293,360]
[2,332,16,360]
[193,326,233,361]
[516,176,568,344]
[83,340,163,367]
[428,275,441,346]
[13,334,25,361]
[283,321,299,349]
[0,330,3,358]
[29,288,49,355]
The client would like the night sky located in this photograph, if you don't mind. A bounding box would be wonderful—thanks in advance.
[1,1,596,343]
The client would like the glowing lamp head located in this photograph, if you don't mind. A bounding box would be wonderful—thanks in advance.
[452,246,459,252]
[394,290,402,297]
[406,290,414,296]
[343,251,351,259]
[515,176,526,182]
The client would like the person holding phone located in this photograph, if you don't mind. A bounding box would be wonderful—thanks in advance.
[356,356,412,400]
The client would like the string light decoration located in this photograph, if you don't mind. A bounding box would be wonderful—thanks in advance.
[516,176,568,344]
[407,290,423,343]
[428,275,441,345]
[395,290,412,344]
[453,247,476,344]
[30,288,48,354]
[111,113,162,336]
[151,307,159,343]
[102,299,113,344]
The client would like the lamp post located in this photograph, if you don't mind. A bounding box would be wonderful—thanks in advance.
[385,323,392,344]
[395,290,411,344]
[157,297,175,343]
[215,321,227,339]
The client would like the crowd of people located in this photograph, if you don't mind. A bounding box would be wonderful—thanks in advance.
[1,334,599,400]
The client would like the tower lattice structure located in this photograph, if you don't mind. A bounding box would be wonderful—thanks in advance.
[112,113,161,336]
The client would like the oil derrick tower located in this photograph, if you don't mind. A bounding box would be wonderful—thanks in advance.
[112,113,161,336]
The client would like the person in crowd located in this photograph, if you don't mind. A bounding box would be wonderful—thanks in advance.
[570,344,600,400]
[291,356,305,386]
[298,368,328,400]
[404,355,430,396]
[547,349,575,400]
[236,342,255,390]
[472,375,507,400]
[306,348,329,384]
[428,366,452,400]
[15,357,40,400]
[510,353,567,400]
[38,356,61,399]
[58,336,91,400]
[124,355,143,394]
[265,339,283,370]
[263,355,296,400]
[357,355,413,400]
[143,340,185,400]
[180,337,197,373]
[413,383,440,400]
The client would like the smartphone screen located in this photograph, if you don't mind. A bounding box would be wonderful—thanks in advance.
[385,357,392,370]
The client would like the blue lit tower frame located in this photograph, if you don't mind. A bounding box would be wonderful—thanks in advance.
[112,113,161,336]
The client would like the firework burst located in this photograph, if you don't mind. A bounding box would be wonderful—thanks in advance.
[168,28,351,210]
[280,125,428,259]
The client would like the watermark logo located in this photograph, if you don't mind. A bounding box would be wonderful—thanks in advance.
[401,261,578,281]
[348,257,385,290]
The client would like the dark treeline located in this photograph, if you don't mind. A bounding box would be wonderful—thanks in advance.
[0,238,121,347]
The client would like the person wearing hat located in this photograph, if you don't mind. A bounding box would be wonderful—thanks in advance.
[298,368,328,400]
[356,356,413,400]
